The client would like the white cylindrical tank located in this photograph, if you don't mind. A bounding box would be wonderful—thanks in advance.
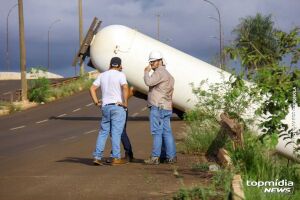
[90,25,300,160]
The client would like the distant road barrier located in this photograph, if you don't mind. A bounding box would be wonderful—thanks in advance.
[0,90,22,103]
[0,76,86,103]
[50,77,79,88]
[0,72,98,103]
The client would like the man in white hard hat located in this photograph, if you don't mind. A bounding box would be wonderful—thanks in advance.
[143,51,177,165]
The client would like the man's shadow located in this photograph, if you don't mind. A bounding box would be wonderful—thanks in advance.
[56,157,144,166]
[56,157,95,166]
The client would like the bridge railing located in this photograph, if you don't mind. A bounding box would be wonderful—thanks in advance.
[0,72,98,104]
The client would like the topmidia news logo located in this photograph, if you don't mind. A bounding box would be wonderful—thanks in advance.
[246,179,294,194]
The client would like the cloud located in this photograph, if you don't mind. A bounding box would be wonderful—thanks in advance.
[0,0,299,77]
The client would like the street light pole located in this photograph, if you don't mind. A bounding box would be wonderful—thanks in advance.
[78,0,84,76]
[47,19,61,71]
[156,13,160,41]
[203,0,224,69]
[6,3,18,71]
[18,0,27,101]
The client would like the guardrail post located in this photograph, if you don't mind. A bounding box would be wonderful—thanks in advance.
[10,92,13,103]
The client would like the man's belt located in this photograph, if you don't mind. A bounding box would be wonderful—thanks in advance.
[105,103,128,110]
[148,105,166,110]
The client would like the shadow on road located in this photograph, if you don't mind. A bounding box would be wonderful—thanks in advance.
[56,157,95,166]
[56,157,145,166]
[50,116,182,121]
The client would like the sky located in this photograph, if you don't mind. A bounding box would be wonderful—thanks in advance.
[0,0,299,77]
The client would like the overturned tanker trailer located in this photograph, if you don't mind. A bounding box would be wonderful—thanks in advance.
[73,18,300,161]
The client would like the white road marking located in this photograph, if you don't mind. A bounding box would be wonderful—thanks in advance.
[10,125,26,131]
[141,107,148,112]
[36,119,48,124]
[86,103,94,107]
[72,108,81,112]
[0,176,49,178]
[2,92,11,95]
[131,112,139,117]
[83,129,98,135]
[61,136,78,141]
[29,144,47,151]
[57,113,67,117]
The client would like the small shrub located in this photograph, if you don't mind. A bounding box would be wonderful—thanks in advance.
[28,77,51,103]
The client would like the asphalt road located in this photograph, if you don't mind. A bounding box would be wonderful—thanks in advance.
[0,90,210,200]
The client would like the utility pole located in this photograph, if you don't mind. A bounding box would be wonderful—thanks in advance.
[156,13,160,41]
[18,0,27,101]
[6,3,18,71]
[78,0,84,76]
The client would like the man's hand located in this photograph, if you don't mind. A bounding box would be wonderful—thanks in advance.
[121,84,129,109]
[95,99,102,107]
[144,65,152,72]
[123,102,128,108]
[90,84,101,107]
[116,102,128,109]
[128,86,135,98]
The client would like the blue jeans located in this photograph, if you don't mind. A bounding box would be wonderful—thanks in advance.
[110,110,133,157]
[93,105,126,160]
[121,110,133,157]
[149,106,176,159]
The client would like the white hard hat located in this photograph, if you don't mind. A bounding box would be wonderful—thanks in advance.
[148,51,163,62]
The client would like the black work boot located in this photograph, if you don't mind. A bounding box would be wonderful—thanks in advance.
[124,152,135,162]
[159,157,167,164]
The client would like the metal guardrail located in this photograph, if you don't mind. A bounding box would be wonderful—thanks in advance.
[0,71,100,104]
[0,77,82,103]
[50,77,79,88]
[0,90,22,103]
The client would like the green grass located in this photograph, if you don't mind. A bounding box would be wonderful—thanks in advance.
[0,101,10,108]
[49,76,93,100]
[176,107,235,199]
[173,169,233,200]
[243,184,300,200]
[182,108,220,154]
[173,186,221,200]
[226,132,300,199]
[28,77,51,103]
[179,105,300,199]
[191,162,210,172]
[27,75,94,103]
[0,101,21,114]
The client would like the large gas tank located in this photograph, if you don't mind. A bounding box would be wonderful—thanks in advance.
[90,25,233,111]
[90,25,300,161]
